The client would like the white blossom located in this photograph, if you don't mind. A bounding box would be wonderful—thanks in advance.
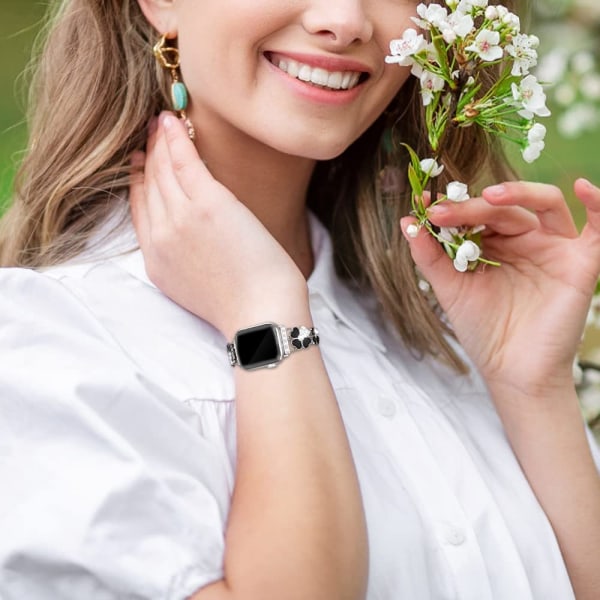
[527,122,547,143]
[453,240,481,272]
[446,181,470,202]
[406,223,421,238]
[438,226,459,243]
[386,29,426,66]
[420,71,446,106]
[523,123,547,162]
[466,29,504,62]
[506,34,539,76]
[484,6,498,20]
[411,62,423,78]
[511,75,551,118]
[522,141,545,163]
[501,10,520,33]
[420,158,444,177]
[412,3,449,30]
[446,11,474,38]
[457,0,488,14]
[441,28,457,44]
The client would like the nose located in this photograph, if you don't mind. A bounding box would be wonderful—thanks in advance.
[302,0,374,48]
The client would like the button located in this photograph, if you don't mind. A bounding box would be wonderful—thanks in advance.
[444,526,466,546]
[377,396,397,418]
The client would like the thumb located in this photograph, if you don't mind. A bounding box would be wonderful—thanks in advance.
[400,217,463,304]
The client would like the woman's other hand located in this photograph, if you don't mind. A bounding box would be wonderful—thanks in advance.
[129,112,307,339]
[401,179,600,397]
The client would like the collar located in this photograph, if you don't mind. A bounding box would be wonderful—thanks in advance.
[306,212,386,353]
[110,210,386,353]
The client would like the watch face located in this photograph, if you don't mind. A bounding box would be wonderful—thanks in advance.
[236,324,281,369]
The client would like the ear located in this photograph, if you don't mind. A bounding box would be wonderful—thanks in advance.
[136,0,178,36]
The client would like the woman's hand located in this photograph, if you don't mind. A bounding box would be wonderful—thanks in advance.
[129,112,307,339]
[401,179,600,397]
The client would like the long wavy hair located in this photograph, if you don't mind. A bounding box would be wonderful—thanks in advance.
[0,0,522,372]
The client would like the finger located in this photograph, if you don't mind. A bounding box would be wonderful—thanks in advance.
[146,116,180,223]
[482,181,578,238]
[160,112,217,202]
[129,150,150,249]
[427,197,538,236]
[576,179,600,256]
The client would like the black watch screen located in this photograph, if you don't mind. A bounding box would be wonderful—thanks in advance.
[235,324,281,369]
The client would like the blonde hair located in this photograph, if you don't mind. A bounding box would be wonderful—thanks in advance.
[1,0,520,372]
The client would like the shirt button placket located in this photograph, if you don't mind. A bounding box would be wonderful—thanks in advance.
[444,526,467,546]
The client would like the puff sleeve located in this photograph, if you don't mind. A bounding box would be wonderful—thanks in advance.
[0,269,230,599]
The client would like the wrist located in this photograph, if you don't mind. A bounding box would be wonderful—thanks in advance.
[485,369,577,405]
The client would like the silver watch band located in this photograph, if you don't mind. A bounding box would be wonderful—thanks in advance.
[227,324,320,369]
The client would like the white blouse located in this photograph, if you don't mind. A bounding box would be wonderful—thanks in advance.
[0,210,598,600]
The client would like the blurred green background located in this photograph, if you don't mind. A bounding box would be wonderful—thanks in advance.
[0,1,47,212]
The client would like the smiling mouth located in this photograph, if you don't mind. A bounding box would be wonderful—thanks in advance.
[266,53,369,91]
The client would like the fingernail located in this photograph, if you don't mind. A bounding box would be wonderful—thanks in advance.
[161,112,178,130]
[485,184,506,198]
[427,204,448,216]
[580,178,594,190]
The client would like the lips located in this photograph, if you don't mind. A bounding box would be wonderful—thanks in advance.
[265,52,370,91]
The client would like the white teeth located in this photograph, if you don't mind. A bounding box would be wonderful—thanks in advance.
[327,71,343,90]
[287,60,299,78]
[298,64,312,82]
[311,68,330,87]
[273,56,363,91]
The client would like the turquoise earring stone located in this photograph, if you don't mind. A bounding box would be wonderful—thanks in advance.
[171,81,188,112]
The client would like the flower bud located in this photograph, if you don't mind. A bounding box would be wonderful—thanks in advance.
[485,6,498,20]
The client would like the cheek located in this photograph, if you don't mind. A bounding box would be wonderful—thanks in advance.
[376,67,413,115]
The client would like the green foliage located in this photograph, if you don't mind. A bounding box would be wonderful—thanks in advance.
[0,1,47,213]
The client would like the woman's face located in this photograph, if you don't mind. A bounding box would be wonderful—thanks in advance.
[169,0,418,160]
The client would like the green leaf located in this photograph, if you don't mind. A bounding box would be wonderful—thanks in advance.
[408,164,424,196]
[401,143,423,175]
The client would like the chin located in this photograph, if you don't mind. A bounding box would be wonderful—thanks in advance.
[278,135,360,162]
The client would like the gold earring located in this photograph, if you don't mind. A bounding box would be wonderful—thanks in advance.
[153,34,195,140]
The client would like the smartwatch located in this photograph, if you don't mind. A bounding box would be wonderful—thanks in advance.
[227,323,320,370]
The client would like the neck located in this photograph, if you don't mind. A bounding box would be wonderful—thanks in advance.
[193,116,317,280]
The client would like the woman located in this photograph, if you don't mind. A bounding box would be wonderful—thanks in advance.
[0,0,599,598]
